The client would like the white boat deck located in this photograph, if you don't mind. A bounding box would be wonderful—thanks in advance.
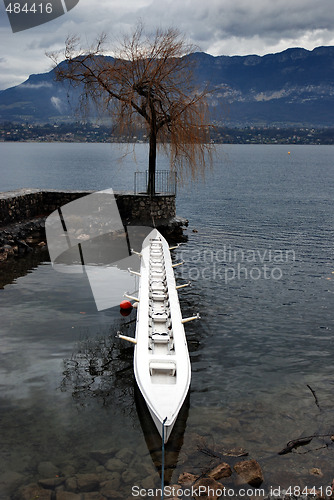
[134,229,191,442]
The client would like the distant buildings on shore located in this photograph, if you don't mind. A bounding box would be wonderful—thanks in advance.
[1,122,333,145]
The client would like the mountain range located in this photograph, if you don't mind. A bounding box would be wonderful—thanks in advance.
[1,45,334,127]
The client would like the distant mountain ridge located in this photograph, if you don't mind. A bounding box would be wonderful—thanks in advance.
[1,46,334,126]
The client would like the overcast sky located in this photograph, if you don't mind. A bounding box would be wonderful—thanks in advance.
[1,0,334,90]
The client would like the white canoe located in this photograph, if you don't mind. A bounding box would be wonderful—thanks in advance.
[133,228,191,443]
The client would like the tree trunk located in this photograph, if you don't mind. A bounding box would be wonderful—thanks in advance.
[147,127,157,197]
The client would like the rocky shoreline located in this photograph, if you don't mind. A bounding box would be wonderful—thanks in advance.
[7,433,265,500]
[0,216,47,262]
[0,215,188,263]
[7,436,329,500]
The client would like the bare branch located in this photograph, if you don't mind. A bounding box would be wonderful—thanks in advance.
[48,23,216,194]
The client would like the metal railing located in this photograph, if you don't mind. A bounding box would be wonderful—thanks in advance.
[134,170,177,195]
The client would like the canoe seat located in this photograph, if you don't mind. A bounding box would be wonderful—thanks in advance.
[150,305,166,313]
[149,361,176,376]
[150,278,166,288]
[150,258,163,264]
[149,318,172,331]
[151,265,165,272]
[150,286,167,295]
[150,292,167,301]
[151,312,169,322]
[151,332,170,343]
[150,306,167,316]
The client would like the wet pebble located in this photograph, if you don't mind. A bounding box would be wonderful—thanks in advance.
[14,482,52,500]
[121,468,140,484]
[193,477,224,500]
[141,474,160,489]
[309,467,323,477]
[178,472,199,486]
[38,477,65,488]
[56,492,82,500]
[105,457,125,471]
[100,480,121,499]
[116,447,133,462]
[81,493,104,499]
[89,448,116,465]
[234,459,264,487]
[167,484,183,499]
[37,461,59,478]
[65,477,78,492]
[76,473,99,492]
[95,465,106,475]
[101,471,121,490]
[0,470,25,491]
[62,464,77,477]
[207,462,232,480]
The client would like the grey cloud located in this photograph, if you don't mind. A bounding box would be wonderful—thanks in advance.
[205,0,334,40]
[20,82,53,89]
[1,0,334,90]
[112,0,334,55]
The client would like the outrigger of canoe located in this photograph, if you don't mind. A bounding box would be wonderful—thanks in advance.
[118,228,199,443]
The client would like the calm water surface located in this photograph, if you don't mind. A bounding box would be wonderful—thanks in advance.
[0,143,334,497]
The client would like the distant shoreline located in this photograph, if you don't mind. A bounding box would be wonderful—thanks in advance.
[1,122,334,145]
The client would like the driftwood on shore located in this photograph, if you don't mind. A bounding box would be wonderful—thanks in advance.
[278,434,334,455]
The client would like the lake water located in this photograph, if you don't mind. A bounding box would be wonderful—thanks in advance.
[0,143,334,498]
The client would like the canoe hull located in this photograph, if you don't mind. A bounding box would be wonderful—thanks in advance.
[134,229,191,443]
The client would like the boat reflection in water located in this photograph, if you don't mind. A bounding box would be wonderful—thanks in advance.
[134,383,189,485]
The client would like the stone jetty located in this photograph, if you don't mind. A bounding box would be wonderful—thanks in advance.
[0,189,188,262]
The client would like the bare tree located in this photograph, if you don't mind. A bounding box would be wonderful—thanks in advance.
[49,24,213,196]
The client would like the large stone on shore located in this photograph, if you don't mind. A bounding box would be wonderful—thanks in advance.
[100,472,121,491]
[309,467,323,477]
[76,473,100,492]
[56,492,82,500]
[62,464,77,477]
[233,459,264,487]
[37,461,59,478]
[89,448,116,464]
[14,482,52,500]
[193,477,223,499]
[100,478,123,498]
[38,476,65,488]
[116,447,133,462]
[65,476,78,492]
[141,474,159,489]
[121,469,139,484]
[0,471,25,493]
[178,472,199,486]
[169,484,184,499]
[208,462,232,480]
[105,457,126,471]
[82,493,103,500]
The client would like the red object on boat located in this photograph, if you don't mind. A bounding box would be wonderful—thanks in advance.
[120,300,133,310]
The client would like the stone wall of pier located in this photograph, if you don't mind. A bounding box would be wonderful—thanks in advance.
[0,189,187,262]
[0,188,176,226]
